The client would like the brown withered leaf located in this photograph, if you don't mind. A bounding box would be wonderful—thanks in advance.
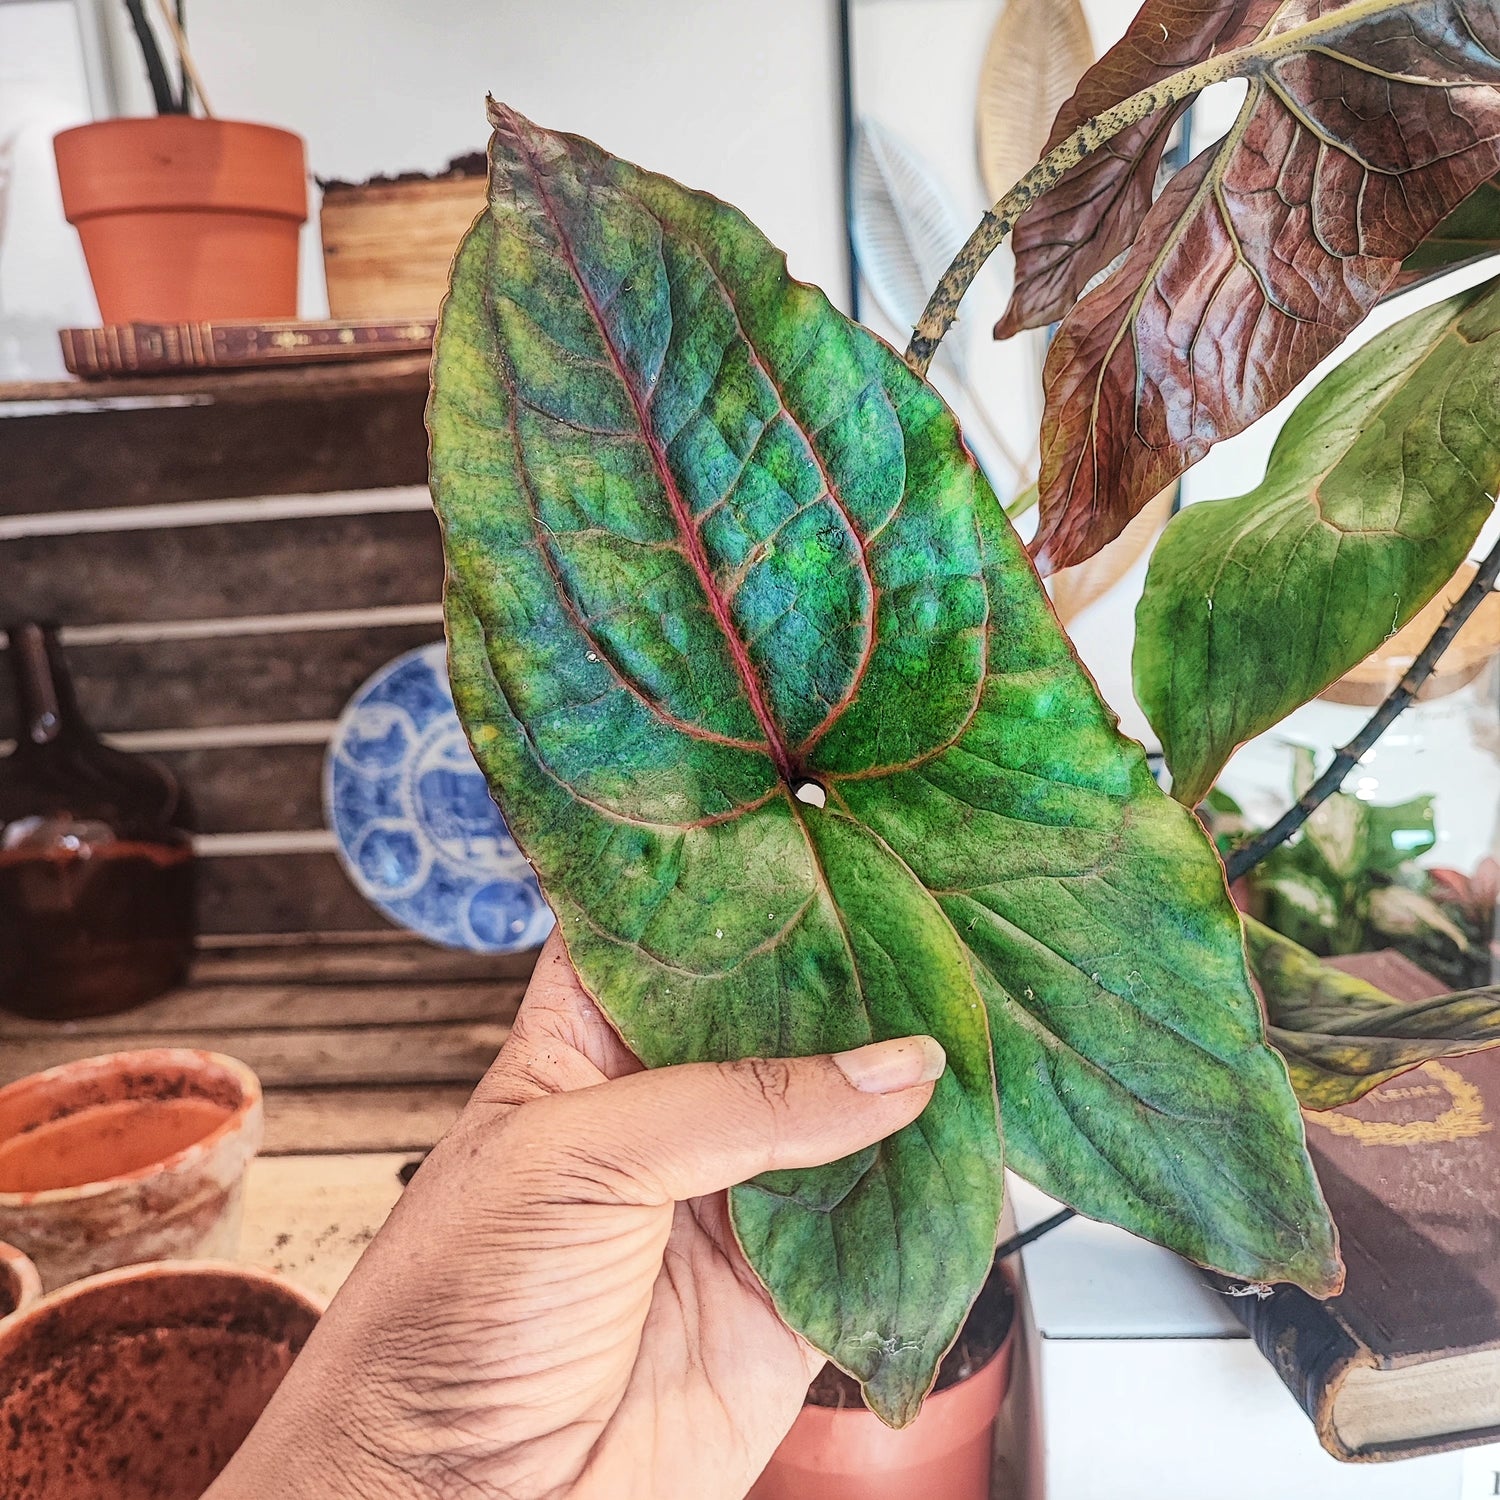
[1002,0,1500,574]
[992,0,1276,340]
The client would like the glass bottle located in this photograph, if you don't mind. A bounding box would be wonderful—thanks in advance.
[0,623,195,1019]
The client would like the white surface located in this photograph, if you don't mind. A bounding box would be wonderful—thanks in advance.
[100,0,850,320]
[1032,1338,1470,1499]
[1010,1174,1244,1340]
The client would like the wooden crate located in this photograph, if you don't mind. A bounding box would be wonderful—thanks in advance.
[2,359,540,1297]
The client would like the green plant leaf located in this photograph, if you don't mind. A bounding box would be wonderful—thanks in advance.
[1365,796,1436,873]
[431,102,1341,1423]
[1248,919,1500,1109]
[1135,277,1500,808]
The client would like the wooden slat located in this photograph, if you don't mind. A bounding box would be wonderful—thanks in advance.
[238,1152,413,1304]
[1,357,430,514]
[261,1084,471,1155]
[192,938,539,985]
[0,622,442,738]
[170,741,326,834]
[0,980,522,1039]
[0,1020,510,1089]
[197,850,390,934]
[4,509,442,626]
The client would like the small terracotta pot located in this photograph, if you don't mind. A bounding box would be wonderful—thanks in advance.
[749,1273,1017,1500]
[0,1260,320,1499]
[0,1050,263,1290]
[53,116,307,323]
[0,1240,42,1321]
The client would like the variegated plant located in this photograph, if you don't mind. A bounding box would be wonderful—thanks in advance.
[430,0,1500,1425]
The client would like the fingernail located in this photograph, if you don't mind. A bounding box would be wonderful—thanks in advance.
[832,1036,946,1093]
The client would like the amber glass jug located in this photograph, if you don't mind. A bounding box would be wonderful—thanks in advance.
[0,623,195,1019]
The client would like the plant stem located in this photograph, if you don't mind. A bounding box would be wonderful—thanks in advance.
[994,1205,1076,1262]
[1225,536,1500,885]
[122,0,178,115]
[902,0,1406,376]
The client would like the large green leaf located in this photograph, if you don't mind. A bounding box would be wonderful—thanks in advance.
[1135,278,1500,808]
[1248,920,1500,1110]
[431,102,1340,1423]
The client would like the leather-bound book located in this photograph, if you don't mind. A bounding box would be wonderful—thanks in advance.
[58,318,435,376]
[1213,949,1500,1462]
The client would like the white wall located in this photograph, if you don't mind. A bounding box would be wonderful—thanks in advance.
[107,0,850,316]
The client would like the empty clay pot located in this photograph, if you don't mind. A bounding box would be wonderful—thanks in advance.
[0,1260,320,1499]
[0,1050,263,1290]
[53,116,307,322]
[749,1268,1017,1500]
[0,1239,42,1321]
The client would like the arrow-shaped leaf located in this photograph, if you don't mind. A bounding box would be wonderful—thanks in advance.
[995,0,1500,573]
[1135,275,1500,808]
[1249,919,1500,1109]
[431,103,1340,1424]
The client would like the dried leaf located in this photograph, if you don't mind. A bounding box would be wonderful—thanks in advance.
[999,0,1500,572]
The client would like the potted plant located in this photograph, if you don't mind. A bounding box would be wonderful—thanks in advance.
[427,0,1500,1486]
[52,2,306,322]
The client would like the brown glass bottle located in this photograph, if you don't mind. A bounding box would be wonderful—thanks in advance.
[0,623,195,1019]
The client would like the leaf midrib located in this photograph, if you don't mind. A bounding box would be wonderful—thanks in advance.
[507,114,798,784]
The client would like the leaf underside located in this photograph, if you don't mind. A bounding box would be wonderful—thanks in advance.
[430,103,1339,1425]
[995,0,1500,573]
[1135,275,1500,807]
[1248,919,1500,1109]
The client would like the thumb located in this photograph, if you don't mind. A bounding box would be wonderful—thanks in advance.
[514,1038,946,1205]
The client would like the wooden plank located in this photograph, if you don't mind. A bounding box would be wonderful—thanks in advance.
[3,509,442,626]
[261,1085,471,1155]
[1,357,430,513]
[197,850,390,935]
[171,741,327,834]
[0,1020,510,1089]
[0,621,442,738]
[0,980,523,1039]
[192,939,539,985]
[237,1152,413,1304]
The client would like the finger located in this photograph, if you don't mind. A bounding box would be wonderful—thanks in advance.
[513,1037,946,1205]
[473,932,642,1107]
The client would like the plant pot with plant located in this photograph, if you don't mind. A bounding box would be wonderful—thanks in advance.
[425,0,1500,1478]
[52,1,307,322]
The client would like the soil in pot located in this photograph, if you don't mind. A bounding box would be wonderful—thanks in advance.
[0,1261,320,1500]
[0,1050,263,1290]
[750,1265,1017,1500]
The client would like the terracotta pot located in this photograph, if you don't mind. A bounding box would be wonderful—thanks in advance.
[0,1050,263,1290]
[749,1272,1017,1500]
[0,1260,320,1499]
[0,1240,42,1321]
[320,174,486,318]
[53,116,307,323]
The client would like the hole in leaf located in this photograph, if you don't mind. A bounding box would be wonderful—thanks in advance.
[793,779,828,809]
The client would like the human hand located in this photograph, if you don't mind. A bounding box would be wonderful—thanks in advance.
[207,932,945,1500]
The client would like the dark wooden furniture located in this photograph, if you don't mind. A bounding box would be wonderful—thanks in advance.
[3,359,538,1293]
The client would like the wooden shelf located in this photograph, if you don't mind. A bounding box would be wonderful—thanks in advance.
[2,355,432,511]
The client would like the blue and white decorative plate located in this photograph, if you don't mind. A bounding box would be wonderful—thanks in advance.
[324,642,554,952]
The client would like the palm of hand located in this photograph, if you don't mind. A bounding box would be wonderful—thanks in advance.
[318,938,819,1500]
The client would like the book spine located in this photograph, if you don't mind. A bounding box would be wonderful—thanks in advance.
[1203,1275,1369,1461]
